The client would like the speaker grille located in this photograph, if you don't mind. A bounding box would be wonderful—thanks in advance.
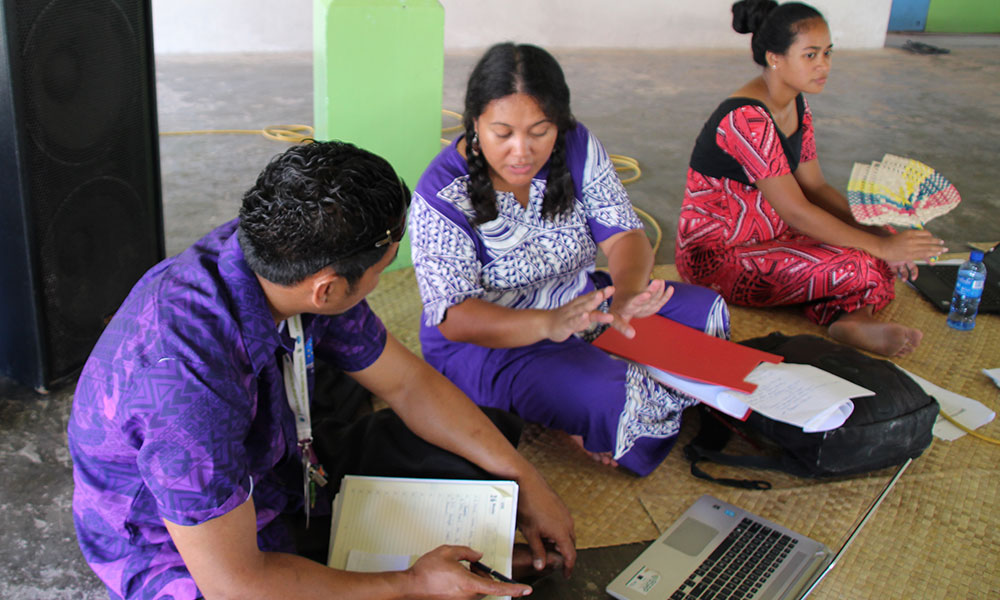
[1,0,162,384]
[41,177,154,346]
[22,1,136,163]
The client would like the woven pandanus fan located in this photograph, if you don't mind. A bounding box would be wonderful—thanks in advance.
[847,154,961,228]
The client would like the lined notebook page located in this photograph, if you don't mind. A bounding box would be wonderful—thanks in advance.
[327,475,518,596]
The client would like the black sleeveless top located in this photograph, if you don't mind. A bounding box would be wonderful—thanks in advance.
[689,94,807,186]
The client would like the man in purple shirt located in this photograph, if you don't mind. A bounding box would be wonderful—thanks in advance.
[68,141,576,599]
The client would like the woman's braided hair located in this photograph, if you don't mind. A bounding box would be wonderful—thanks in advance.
[463,42,577,226]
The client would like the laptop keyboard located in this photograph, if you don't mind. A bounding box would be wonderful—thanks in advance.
[669,518,798,600]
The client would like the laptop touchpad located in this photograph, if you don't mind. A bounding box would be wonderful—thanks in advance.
[662,518,719,556]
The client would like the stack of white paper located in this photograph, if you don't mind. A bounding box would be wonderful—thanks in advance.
[648,362,871,432]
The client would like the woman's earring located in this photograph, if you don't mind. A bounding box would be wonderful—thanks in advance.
[770,63,776,70]
[470,132,481,156]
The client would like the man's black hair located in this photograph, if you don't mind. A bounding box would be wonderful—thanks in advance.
[238,140,409,288]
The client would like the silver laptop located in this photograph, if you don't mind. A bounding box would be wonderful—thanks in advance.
[607,459,910,600]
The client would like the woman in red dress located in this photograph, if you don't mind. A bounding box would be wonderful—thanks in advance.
[675,0,946,357]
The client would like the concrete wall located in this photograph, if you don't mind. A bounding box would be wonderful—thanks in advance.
[152,0,891,55]
[442,0,890,50]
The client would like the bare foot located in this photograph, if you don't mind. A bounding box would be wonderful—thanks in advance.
[828,308,923,357]
[568,434,619,467]
[511,542,565,580]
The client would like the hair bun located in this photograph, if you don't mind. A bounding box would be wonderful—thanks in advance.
[731,0,779,34]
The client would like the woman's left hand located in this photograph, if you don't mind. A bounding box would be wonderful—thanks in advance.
[608,279,674,338]
[887,260,919,281]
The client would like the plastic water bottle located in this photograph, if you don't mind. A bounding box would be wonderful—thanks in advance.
[946,250,987,330]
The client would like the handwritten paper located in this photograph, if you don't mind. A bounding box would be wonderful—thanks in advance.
[734,363,866,432]
[648,362,869,432]
[328,476,518,600]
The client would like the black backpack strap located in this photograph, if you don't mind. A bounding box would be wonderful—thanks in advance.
[683,406,772,489]
[683,405,861,488]
[683,443,774,490]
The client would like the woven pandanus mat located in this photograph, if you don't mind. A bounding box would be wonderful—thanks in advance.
[366,263,999,597]
[366,266,424,356]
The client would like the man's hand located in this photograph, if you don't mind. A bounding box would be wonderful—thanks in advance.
[168,497,521,599]
[608,280,674,338]
[515,471,577,578]
[354,334,578,581]
[406,545,532,599]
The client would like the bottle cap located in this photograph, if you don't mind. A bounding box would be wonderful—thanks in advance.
[971,250,985,262]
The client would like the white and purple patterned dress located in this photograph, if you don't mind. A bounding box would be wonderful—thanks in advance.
[411,123,730,476]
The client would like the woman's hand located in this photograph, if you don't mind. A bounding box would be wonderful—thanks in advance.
[875,229,946,263]
[608,280,674,338]
[543,287,615,342]
[887,260,919,281]
[406,545,533,599]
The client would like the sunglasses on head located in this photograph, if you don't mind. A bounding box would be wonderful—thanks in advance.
[372,207,407,249]
[328,183,409,263]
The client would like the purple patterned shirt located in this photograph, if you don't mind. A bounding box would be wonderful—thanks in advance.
[68,219,386,599]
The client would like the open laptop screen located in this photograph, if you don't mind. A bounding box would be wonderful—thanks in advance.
[908,243,1000,314]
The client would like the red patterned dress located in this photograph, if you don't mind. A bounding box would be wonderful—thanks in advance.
[675,95,894,325]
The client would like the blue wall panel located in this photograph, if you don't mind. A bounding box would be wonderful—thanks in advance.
[888,0,930,31]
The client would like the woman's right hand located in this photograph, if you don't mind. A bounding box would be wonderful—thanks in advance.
[875,229,947,263]
[406,545,532,599]
[544,287,616,343]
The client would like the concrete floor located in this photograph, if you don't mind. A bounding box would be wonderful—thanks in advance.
[1,33,998,599]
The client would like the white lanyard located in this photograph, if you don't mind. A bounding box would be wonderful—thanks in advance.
[282,314,312,443]
[281,315,327,527]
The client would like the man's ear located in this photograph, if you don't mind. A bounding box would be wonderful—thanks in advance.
[309,268,342,310]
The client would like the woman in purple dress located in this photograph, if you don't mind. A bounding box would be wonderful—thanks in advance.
[409,43,729,476]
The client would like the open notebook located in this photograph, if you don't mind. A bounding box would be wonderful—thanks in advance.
[328,476,518,599]
[607,459,910,600]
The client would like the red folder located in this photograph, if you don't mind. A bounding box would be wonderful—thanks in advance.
[592,315,782,393]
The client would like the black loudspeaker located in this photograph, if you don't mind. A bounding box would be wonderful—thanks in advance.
[0,0,164,390]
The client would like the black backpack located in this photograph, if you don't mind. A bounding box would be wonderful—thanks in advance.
[683,333,939,489]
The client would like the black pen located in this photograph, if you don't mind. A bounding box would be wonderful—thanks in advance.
[470,560,516,584]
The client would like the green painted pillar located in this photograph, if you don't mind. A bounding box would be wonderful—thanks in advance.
[926,0,1000,33]
[313,0,444,271]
